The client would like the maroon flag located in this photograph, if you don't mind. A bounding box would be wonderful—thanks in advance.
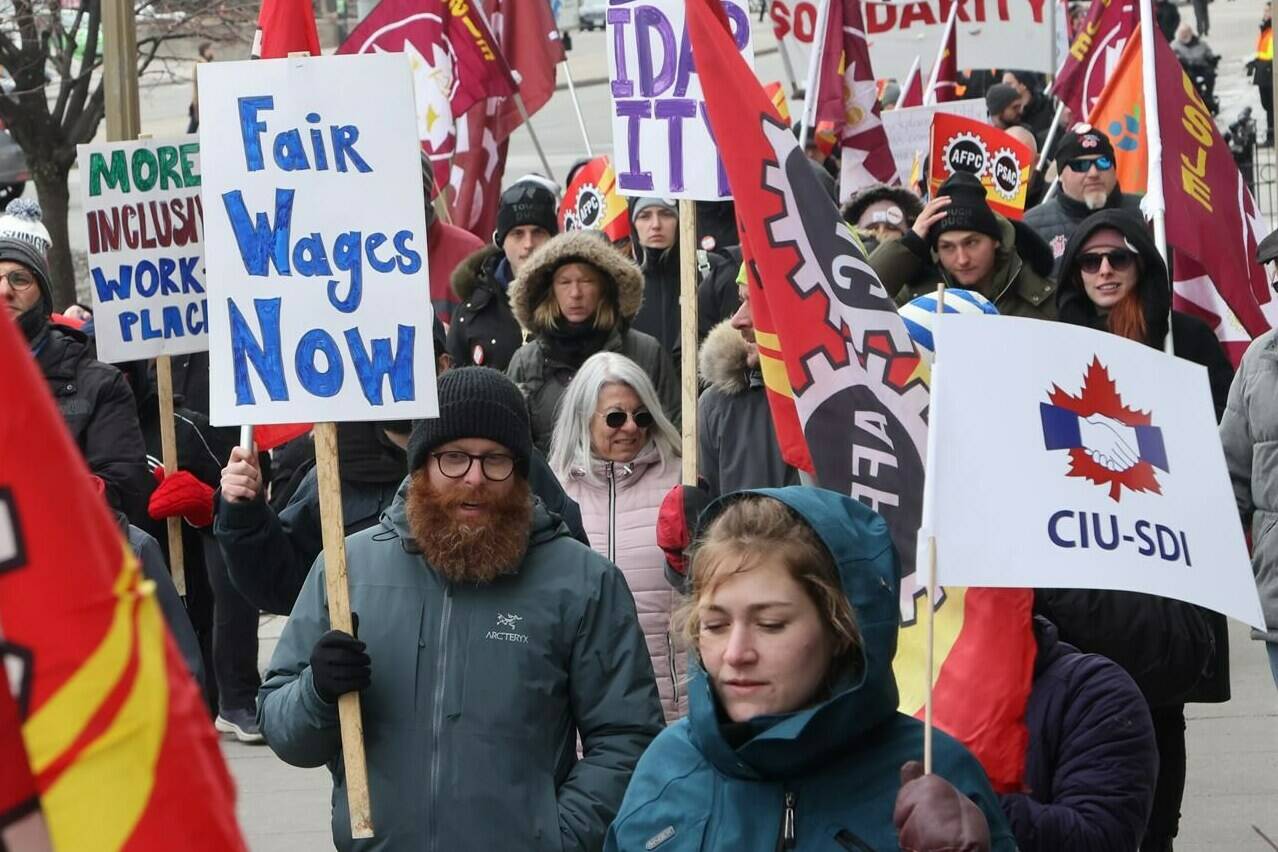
[1151,32,1276,362]
[897,58,924,109]
[253,0,321,58]
[1052,0,1137,117]
[813,0,899,197]
[925,5,958,104]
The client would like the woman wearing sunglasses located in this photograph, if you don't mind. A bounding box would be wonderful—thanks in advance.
[508,231,681,453]
[549,352,686,721]
[1049,208,1234,852]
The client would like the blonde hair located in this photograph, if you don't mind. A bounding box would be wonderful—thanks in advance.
[675,495,862,683]
[532,260,619,332]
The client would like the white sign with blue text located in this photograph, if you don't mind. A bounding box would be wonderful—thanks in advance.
[927,315,1264,628]
[199,53,437,426]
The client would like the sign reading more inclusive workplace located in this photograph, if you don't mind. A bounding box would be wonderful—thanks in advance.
[198,53,438,426]
[607,0,754,200]
[78,137,207,363]
[927,316,1265,628]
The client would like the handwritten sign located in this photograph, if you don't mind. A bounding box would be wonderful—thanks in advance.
[881,99,986,184]
[78,137,207,363]
[198,53,437,426]
[607,0,754,200]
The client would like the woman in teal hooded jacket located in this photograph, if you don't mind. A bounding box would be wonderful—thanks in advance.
[605,488,1016,851]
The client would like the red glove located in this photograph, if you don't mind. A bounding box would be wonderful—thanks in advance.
[148,468,215,528]
[894,761,991,852]
[656,482,713,589]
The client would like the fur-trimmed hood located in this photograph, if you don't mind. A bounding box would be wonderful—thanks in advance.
[508,231,644,334]
[450,244,503,302]
[842,184,925,227]
[698,319,753,394]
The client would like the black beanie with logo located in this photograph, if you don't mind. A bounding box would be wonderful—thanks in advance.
[927,172,1003,248]
[493,180,560,248]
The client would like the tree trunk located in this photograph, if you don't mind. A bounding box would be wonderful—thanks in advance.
[31,159,76,311]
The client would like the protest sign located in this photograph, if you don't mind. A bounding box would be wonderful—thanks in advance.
[927,316,1265,628]
[928,113,1033,219]
[78,137,206,363]
[607,0,754,199]
[198,53,438,427]
[769,0,817,82]
[864,0,1058,81]
[881,98,985,183]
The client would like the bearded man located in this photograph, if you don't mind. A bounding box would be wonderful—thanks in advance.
[259,367,663,852]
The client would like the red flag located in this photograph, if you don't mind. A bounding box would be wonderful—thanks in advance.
[559,156,631,244]
[689,0,1033,790]
[926,6,958,104]
[1052,0,1138,117]
[812,0,899,196]
[253,0,321,59]
[897,58,924,109]
[253,423,312,452]
[0,683,51,851]
[336,0,517,187]
[928,114,1034,220]
[0,311,247,850]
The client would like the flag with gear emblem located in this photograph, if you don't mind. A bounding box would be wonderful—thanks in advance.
[928,113,1033,220]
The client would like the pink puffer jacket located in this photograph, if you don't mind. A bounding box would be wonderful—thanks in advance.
[559,444,686,721]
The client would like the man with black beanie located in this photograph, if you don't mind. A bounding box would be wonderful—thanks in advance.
[985,83,1024,130]
[868,171,1058,320]
[259,367,662,852]
[2,236,151,521]
[1024,124,1144,275]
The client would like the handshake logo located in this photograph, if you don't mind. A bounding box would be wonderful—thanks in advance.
[1039,357,1169,501]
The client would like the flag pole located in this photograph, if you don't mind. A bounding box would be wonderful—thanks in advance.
[923,276,947,776]
[923,3,958,106]
[1133,7,1171,355]
[512,90,557,183]
[1036,103,1066,172]
[560,57,594,158]
[896,55,921,109]
[798,0,832,151]
[777,36,803,100]
[679,200,699,486]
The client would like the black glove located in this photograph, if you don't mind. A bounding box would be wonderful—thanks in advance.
[309,613,370,704]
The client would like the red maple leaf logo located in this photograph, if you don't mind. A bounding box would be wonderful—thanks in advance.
[1047,357,1161,501]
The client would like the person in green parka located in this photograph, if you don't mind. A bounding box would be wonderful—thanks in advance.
[605,488,1016,851]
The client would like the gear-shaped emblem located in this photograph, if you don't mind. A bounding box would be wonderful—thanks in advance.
[573,185,605,230]
[989,147,1023,200]
[942,131,989,178]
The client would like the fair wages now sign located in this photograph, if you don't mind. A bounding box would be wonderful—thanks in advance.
[199,53,438,426]
[925,316,1264,628]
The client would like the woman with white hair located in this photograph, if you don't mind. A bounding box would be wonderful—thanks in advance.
[550,351,685,721]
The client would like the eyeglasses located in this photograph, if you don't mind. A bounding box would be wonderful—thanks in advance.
[1064,155,1115,173]
[1078,249,1137,274]
[430,451,517,481]
[598,409,654,430]
[0,270,37,292]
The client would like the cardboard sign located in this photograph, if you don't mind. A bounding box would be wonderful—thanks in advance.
[198,53,437,426]
[928,113,1032,220]
[927,316,1265,628]
[607,0,754,199]
[881,98,985,184]
[864,0,1058,81]
[78,137,207,363]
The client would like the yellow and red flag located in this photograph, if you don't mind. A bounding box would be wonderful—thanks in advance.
[1087,25,1147,195]
[0,309,246,851]
[558,156,632,244]
[763,81,792,126]
[928,113,1034,220]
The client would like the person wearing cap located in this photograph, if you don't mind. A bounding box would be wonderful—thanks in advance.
[446,177,559,370]
[841,184,925,254]
[985,83,1024,131]
[258,367,663,852]
[868,171,1057,320]
[1001,71,1055,143]
[1023,124,1144,275]
[1,232,151,523]
[1220,228,1278,694]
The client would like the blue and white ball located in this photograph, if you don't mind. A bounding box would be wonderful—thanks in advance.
[900,288,999,364]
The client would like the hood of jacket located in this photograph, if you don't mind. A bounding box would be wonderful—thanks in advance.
[450,244,505,303]
[686,486,902,781]
[508,231,645,335]
[1055,208,1169,345]
[932,215,1053,293]
[699,319,754,395]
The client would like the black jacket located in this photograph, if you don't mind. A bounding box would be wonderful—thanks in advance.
[1023,187,1144,277]
[633,241,742,365]
[445,245,525,371]
[33,325,150,524]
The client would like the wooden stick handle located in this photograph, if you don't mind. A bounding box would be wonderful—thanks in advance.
[154,354,185,596]
[924,534,937,775]
[313,422,374,839]
[678,200,699,487]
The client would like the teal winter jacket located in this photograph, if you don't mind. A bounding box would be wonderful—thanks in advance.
[604,487,1016,852]
[258,481,665,852]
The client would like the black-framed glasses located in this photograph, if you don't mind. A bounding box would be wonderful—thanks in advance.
[430,451,516,481]
[0,270,37,292]
[1064,155,1114,173]
[599,409,654,430]
[1079,249,1137,274]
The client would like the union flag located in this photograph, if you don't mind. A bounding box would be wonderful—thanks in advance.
[1087,26,1147,196]
[252,0,321,59]
[559,156,631,244]
[0,309,246,850]
[1052,0,1137,117]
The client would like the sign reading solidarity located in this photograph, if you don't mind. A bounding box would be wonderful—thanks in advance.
[769,0,817,80]
[928,112,1033,219]
[607,0,754,199]
[78,137,207,363]
[198,53,438,426]
[927,316,1265,628]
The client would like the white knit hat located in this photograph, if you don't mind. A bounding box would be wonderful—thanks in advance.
[0,198,52,257]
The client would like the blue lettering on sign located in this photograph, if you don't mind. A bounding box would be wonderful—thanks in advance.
[345,325,415,405]
[228,297,289,404]
[238,96,372,174]
[295,329,344,397]
[223,188,295,276]
[117,299,208,343]
[1046,510,1193,567]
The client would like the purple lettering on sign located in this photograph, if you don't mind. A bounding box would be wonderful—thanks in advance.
[655,99,696,193]
[700,102,731,198]
[609,7,634,98]
[635,5,676,98]
[616,100,656,192]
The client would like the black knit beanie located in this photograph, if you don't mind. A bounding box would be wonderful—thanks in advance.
[0,236,53,342]
[406,367,532,476]
[928,172,1002,248]
[493,180,559,248]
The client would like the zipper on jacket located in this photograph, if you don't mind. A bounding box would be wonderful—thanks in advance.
[427,587,453,852]
[666,629,679,712]
[776,790,796,851]
[606,461,617,564]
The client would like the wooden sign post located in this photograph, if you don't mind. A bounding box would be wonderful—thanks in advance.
[679,201,699,487]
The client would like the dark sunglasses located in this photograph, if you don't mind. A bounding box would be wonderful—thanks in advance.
[1064,155,1115,173]
[601,409,654,429]
[1078,249,1137,274]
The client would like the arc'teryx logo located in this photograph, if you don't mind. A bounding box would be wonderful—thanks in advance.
[486,612,528,644]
